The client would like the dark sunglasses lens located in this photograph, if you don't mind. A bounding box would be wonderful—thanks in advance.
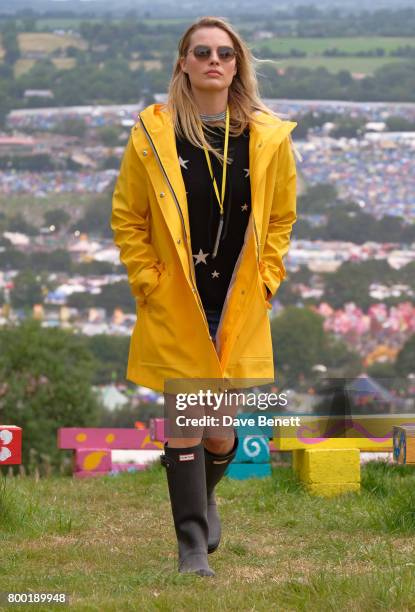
[194,46,211,59]
[218,47,236,60]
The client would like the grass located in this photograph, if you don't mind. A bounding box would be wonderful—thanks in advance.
[262,56,412,76]
[251,36,415,75]
[1,459,415,611]
[129,60,163,72]
[254,36,415,55]
[14,57,76,77]
[17,33,88,54]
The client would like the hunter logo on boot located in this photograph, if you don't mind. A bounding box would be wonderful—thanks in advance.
[179,453,195,461]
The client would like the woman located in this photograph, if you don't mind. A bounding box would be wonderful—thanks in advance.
[111,16,298,577]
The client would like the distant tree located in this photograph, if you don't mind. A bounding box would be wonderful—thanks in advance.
[53,118,86,138]
[73,261,116,275]
[7,213,38,236]
[2,21,20,65]
[271,306,327,386]
[97,125,122,147]
[298,183,338,214]
[322,260,395,310]
[395,334,415,377]
[385,116,415,131]
[99,401,162,428]
[31,250,72,273]
[0,319,100,473]
[21,17,37,33]
[95,281,135,314]
[66,292,94,310]
[74,191,114,239]
[325,209,377,243]
[376,215,403,243]
[10,270,43,309]
[331,117,366,138]
[366,361,396,382]
[85,334,130,384]
[0,249,27,270]
[43,209,71,231]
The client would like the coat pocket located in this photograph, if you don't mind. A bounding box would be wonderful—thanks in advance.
[136,262,167,306]
[257,272,273,311]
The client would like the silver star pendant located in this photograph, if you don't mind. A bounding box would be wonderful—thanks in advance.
[193,248,209,265]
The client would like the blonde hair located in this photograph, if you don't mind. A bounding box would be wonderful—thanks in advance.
[163,16,286,164]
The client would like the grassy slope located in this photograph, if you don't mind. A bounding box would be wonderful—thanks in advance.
[254,36,415,54]
[1,460,415,611]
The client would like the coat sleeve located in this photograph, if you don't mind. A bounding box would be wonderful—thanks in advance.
[260,134,297,299]
[111,130,163,299]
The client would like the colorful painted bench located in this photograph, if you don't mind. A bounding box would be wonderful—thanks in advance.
[393,425,415,464]
[57,428,163,478]
[272,415,415,496]
[150,416,272,480]
[0,426,22,465]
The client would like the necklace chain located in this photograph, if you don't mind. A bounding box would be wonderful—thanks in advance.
[200,109,227,122]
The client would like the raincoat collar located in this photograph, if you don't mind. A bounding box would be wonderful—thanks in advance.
[134,103,297,253]
[137,102,296,150]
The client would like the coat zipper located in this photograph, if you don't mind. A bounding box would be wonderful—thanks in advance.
[137,115,211,336]
[252,215,261,264]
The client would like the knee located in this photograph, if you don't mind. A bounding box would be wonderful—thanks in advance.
[166,437,202,449]
[204,436,235,455]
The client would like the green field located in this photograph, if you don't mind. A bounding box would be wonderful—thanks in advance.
[1,460,415,610]
[260,55,411,75]
[2,30,414,78]
[254,36,415,55]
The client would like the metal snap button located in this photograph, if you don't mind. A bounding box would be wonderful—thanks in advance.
[142,150,148,156]
[160,192,165,198]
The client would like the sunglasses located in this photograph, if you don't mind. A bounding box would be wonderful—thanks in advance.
[187,45,237,62]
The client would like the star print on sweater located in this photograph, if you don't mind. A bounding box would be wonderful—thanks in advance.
[176,123,251,312]
[179,156,189,170]
[193,248,209,265]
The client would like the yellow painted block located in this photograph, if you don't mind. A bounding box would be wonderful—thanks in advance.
[272,415,415,452]
[298,448,360,484]
[274,436,392,451]
[306,482,360,497]
[292,449,304,473]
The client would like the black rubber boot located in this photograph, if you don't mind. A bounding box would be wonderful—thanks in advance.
[204,434,239,554]
[160,442,215,577]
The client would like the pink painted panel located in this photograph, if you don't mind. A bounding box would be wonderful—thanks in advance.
[57,428,164,450]
[150,418,166,442]
[74,448,112,472]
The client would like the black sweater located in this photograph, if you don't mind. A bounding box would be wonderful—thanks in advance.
[175,124,251,313]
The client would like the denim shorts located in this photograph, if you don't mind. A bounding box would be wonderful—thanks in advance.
[204,308,222,342]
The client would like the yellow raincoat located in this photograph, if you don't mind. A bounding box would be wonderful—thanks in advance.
[111,103,298,392]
